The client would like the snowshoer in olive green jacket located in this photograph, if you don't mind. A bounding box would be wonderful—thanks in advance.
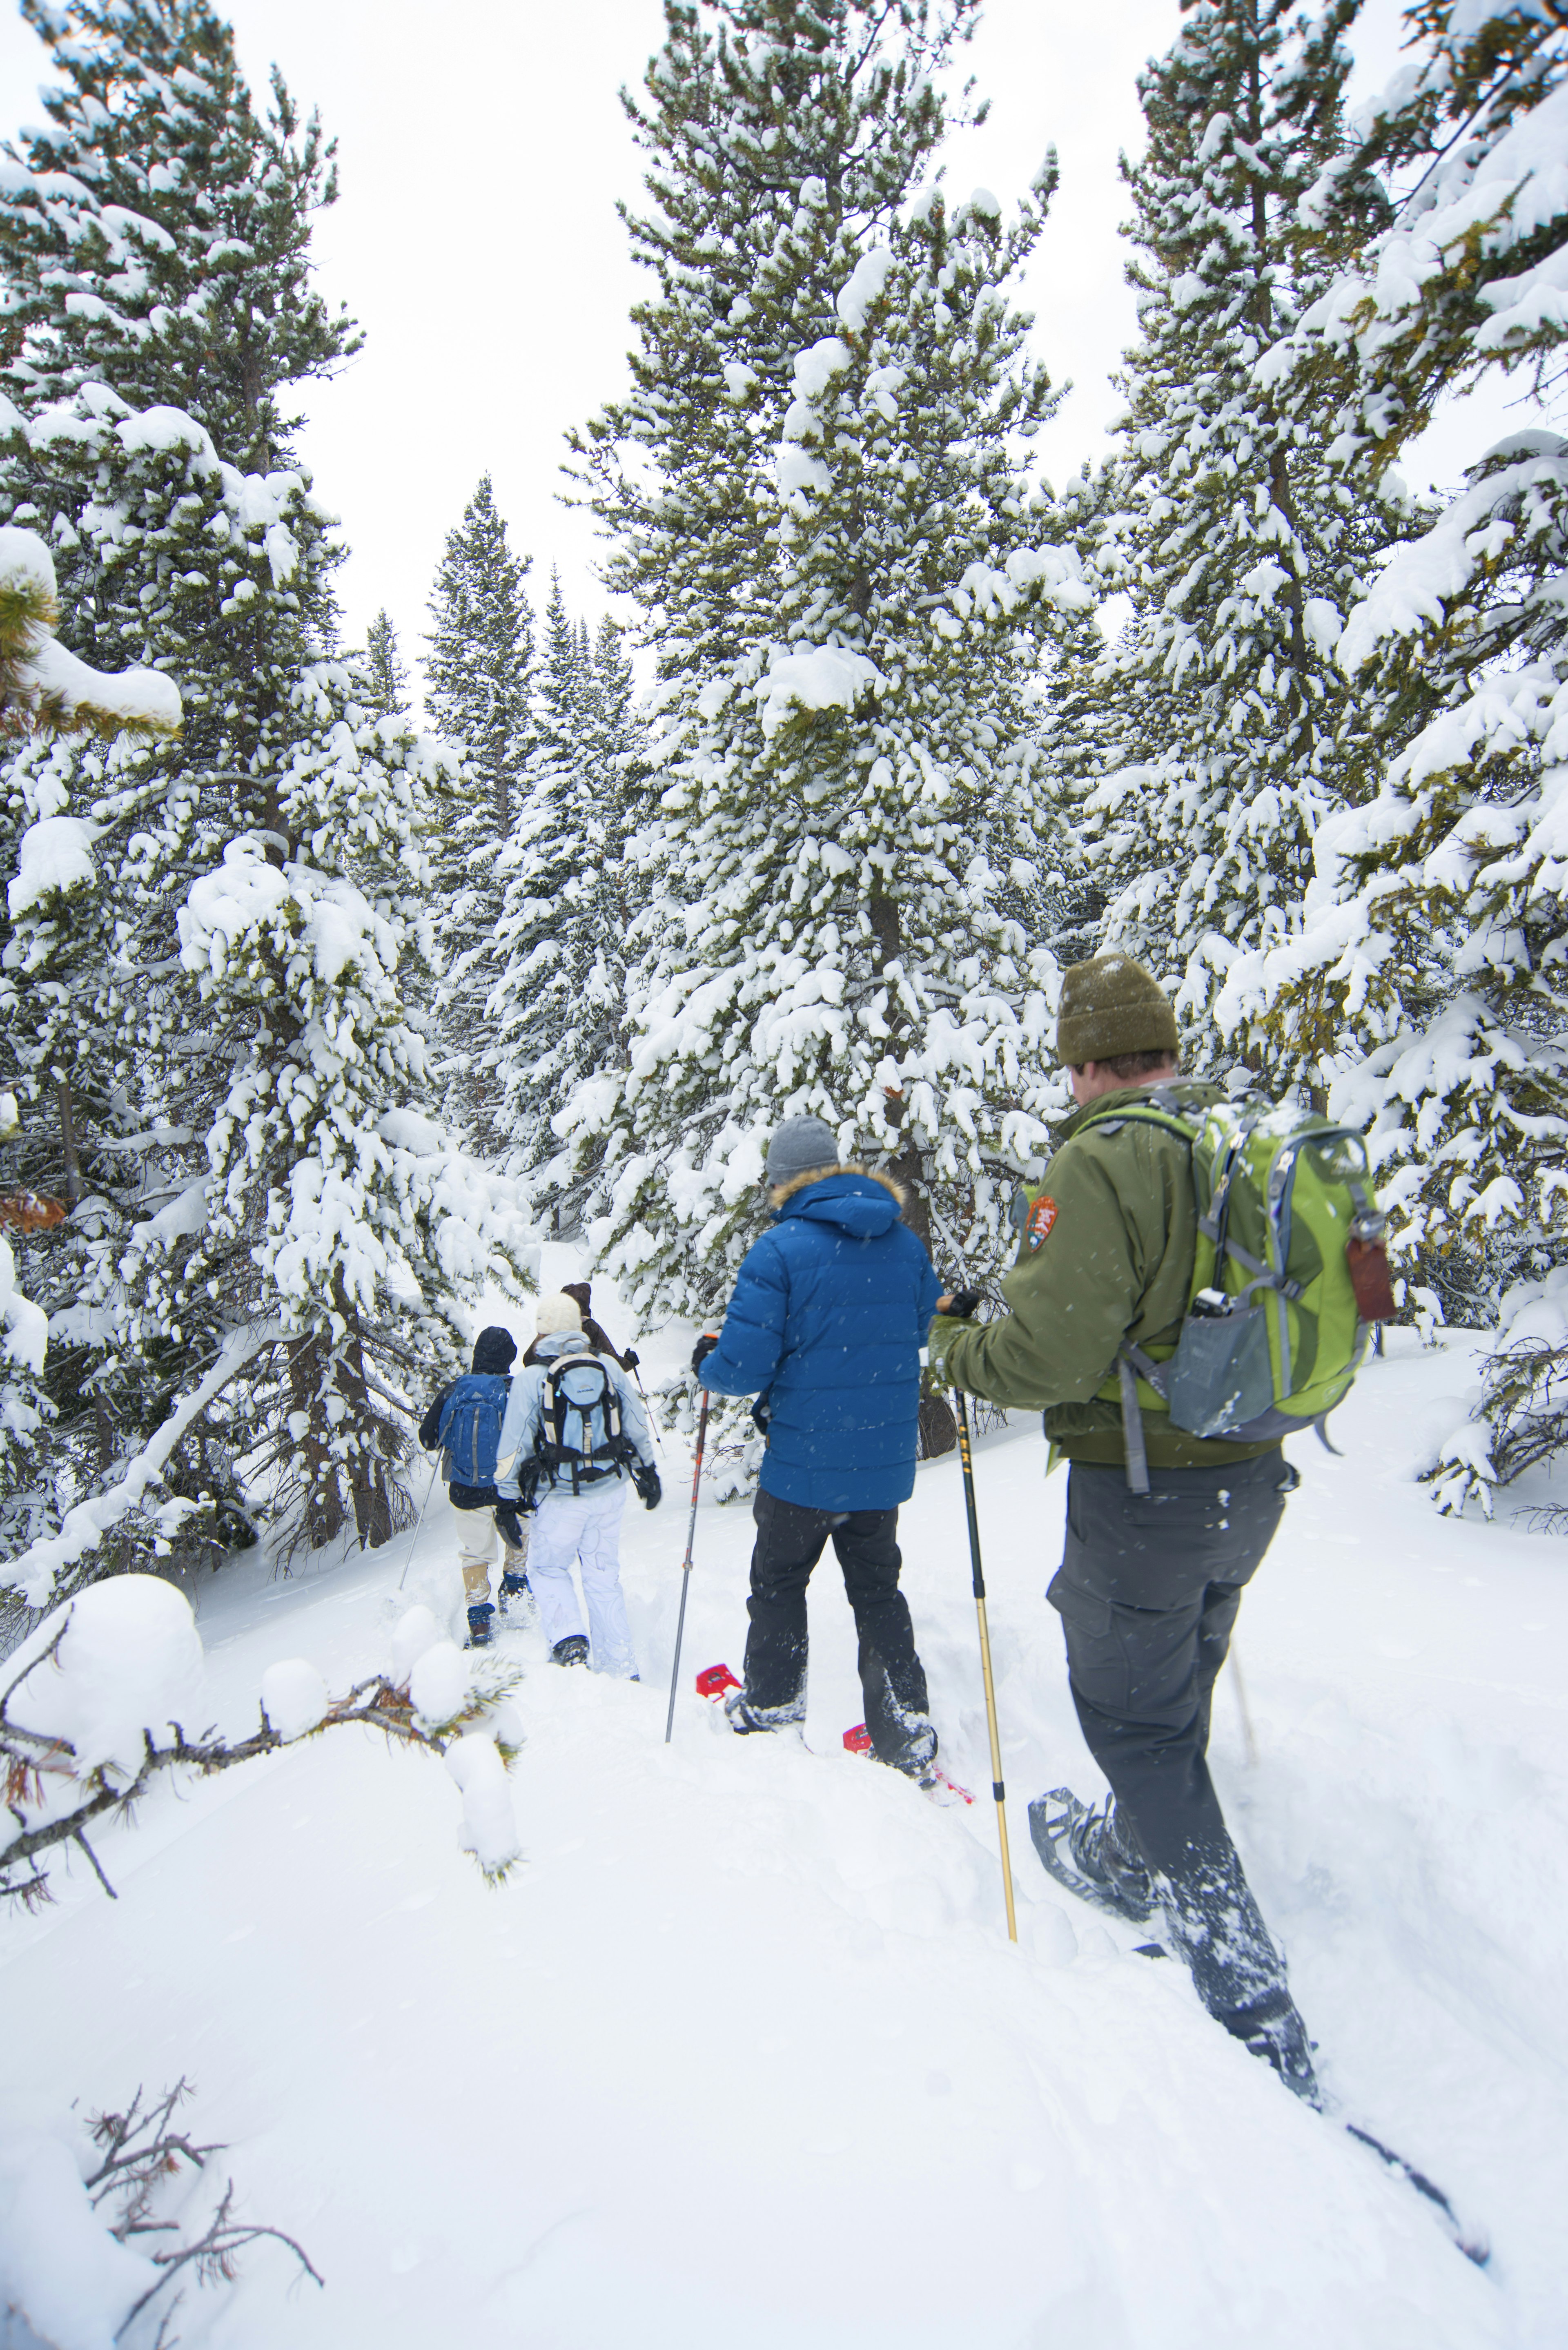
[929,952,1319,2106]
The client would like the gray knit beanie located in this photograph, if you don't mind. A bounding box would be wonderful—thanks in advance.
[1056,953,1179,1066]
[764,1115,842,1188]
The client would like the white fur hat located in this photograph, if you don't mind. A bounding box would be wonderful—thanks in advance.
[532,1291,584,1339]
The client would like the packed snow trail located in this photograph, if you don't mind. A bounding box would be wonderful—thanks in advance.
[0,1313,1561,2345]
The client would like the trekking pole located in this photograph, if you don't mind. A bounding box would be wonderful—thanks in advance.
[953,1389,1018,1943]
[1230,1645,1260,1769]
[628,1362,668,1470]
[397,1463,441,1593]
[664,1382,713,1744]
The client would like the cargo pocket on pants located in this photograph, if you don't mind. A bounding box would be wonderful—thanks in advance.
[1048,1568,1132,1717]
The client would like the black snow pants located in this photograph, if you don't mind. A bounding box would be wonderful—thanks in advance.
[743,1489,937,1772]
[1049,1450,1301,2030]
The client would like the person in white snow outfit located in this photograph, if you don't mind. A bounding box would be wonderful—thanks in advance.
[495,1293,661,1672]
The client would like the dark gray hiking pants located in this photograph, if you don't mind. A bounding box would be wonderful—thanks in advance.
[1049,1452,1301,2027]
[1049,1450,1297,1871]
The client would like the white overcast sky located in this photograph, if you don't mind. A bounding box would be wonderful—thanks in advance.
[0,0,1519,696]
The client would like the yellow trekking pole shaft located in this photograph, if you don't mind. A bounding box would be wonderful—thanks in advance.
[954,1389,1018,1943]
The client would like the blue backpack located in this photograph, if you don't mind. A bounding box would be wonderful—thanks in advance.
[437,1373,511,1489]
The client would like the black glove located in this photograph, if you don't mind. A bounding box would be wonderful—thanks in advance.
[944,1287,983,1319]
[622,1348,640,1372]
[691,1332,719,1381]
[632,1459,662,1510]
[495,1502,526,1551]
[750,1394,773,1436]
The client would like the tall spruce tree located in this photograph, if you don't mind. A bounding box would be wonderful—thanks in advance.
[0,7,533,1597]
[0,0,359,471]
[489,575,634,1217]
[421,475,534,1144]
[1224,0,1568,1336]
[0,388,533,1600]
[1065,0,1402,1090]
[562,0,1089,1339]
[363,609,409,716]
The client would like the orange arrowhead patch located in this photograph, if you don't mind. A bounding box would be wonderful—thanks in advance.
[1024,1193,1058,1251]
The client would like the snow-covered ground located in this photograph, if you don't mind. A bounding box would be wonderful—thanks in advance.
[2,1266,1564,2347]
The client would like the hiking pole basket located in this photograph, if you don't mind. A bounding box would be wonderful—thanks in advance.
[955,1389,1018,1942]
[397,1463,441,1592]
[664,1383,713,1744]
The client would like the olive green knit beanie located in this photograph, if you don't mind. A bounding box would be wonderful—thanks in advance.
[1056,952,1179,1066]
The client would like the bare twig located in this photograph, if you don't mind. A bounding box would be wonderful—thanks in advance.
[115,2178,325,2335]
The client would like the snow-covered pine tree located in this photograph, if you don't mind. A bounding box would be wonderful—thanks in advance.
[421,475,534,1144]
[488,570,628,1214]
[0,388,534,1605]
[1065,0,1403,1091]
[0,515,180,1589]
[363,609,409,717]
[565,1,1055,1318]
[1222,0,1568,1347]
[562,146,1092,1327]
[0,0,359,471]
[569,0,976,705]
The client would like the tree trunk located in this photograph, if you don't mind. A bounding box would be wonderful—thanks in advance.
[55,1074,82,1212]
[869,890,957,1456]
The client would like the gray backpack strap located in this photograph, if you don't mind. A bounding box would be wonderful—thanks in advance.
[1117,1351,1152,1497]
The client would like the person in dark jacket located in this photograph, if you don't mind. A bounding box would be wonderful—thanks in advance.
[417,1325,530,1648]
[694,1115,944,1779]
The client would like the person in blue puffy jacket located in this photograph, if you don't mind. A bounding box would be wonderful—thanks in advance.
[694,1115,946,1781]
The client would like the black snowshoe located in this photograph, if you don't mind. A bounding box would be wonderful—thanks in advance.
[1028,1787,1158,1926]
[466,1602,495,1650]
[497,1570,532,1618]
[552,1634,590,1668]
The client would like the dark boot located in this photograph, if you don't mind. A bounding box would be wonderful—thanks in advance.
[497,1570,531,1615]
[1225,1988,1322,2107]
[1156,1846,1321,2107]
[724,1686,800,1733]
[552,1634,589,1668]
[466,1603,495,1650]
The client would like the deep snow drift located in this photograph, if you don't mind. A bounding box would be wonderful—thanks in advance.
[0,1279,1563,2348]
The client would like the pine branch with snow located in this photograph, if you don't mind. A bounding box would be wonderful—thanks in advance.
[1215,2,1568,1323]
[1063,0,1408,1097]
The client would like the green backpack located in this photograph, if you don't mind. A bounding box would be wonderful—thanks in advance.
[1025,1090,1394,1492]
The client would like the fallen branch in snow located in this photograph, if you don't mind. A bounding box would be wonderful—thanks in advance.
[0,1318,281,1608]
[2,1578,523,1906]
[116,2171,325,2339]
[0,2075,324,2347]
[2,1655,428,1904]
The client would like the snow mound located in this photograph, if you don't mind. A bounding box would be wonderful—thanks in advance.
[260,1658,330,1742]
[389,1604,444,1688]
[409,1639,469,1727]
[0,2111,155,2350]
[8,1575,203,1776]
[444,1732,519,1874]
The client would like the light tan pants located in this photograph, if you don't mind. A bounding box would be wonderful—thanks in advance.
[458,1509,529,1605]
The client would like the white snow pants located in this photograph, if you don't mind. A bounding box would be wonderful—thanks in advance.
[528,1481,635,1675]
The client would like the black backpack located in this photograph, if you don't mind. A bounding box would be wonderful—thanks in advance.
[535,1353,636,1494]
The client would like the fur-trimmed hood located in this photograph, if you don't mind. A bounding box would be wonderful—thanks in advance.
[770,1165,907,1242]
[769,1162,906,1209]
